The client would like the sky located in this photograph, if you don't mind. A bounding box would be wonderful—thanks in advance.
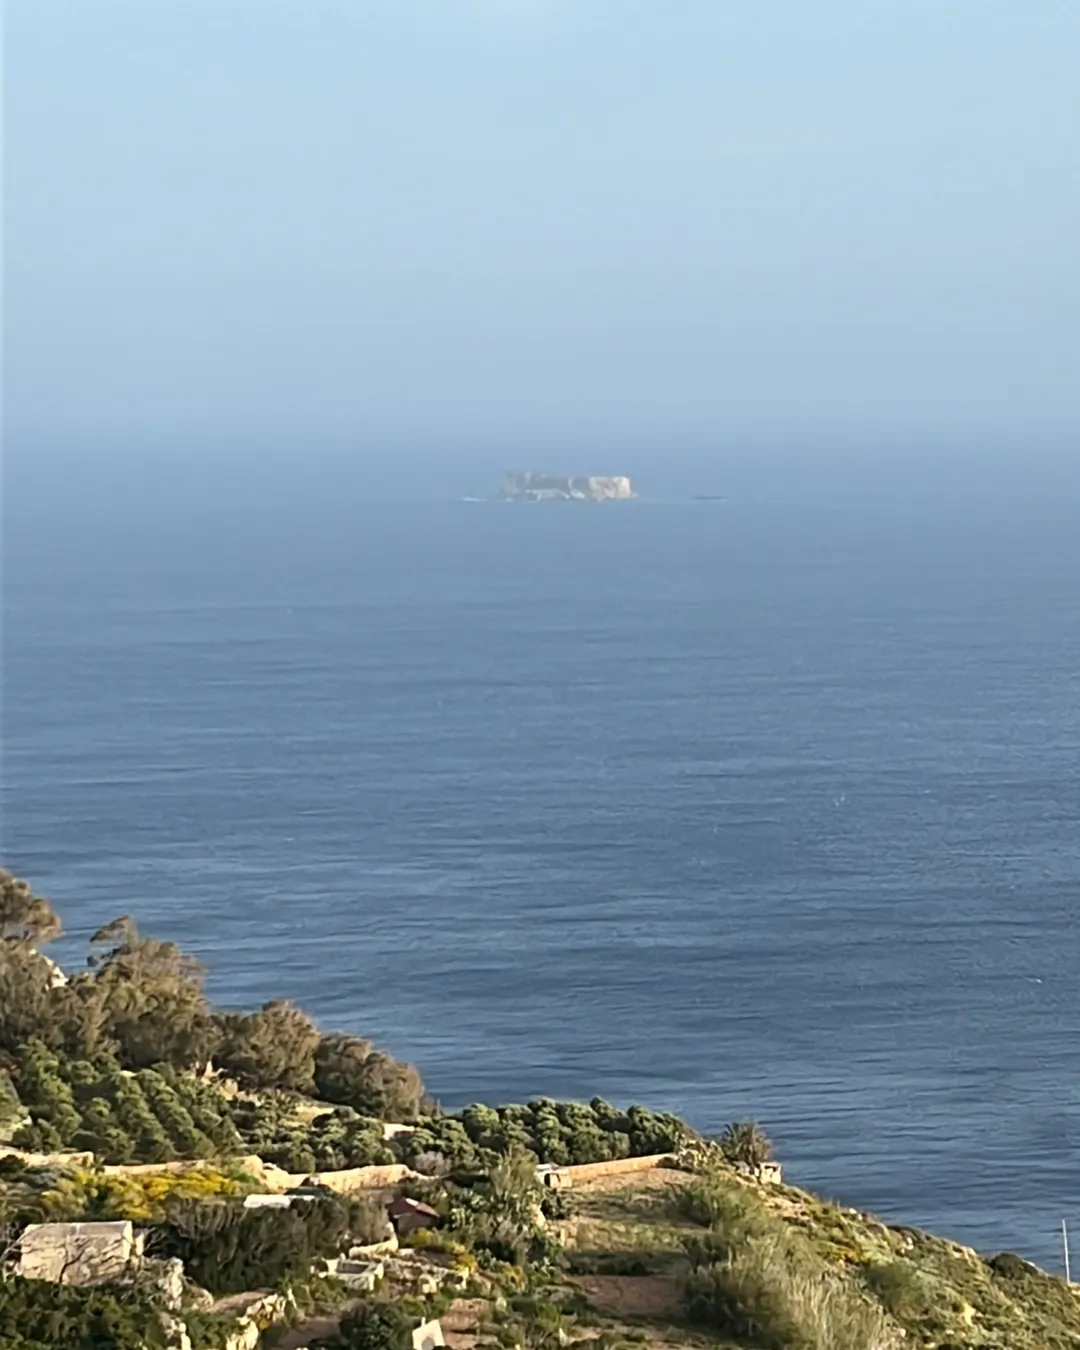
[5,0,1080,457]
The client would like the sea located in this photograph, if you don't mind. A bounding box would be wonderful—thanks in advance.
[4,445,1080,1270]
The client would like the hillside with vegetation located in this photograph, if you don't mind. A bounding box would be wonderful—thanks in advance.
[2,868,1079,1350]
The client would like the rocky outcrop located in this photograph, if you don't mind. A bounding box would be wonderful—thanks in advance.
[500,473,635,502]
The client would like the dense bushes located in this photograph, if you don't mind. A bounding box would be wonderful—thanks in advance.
[213,1001,321,1094]
[313,1034,425,1121]
[13,1165,245,1225]
[7,1042,243,1162]
[0,871,425,1130]
[310,1302,414,1350]
[230,1099,394,1172]
[157,1194,369,1294]
[6,1044,402,1169]
[402,1099,691,1172]
[0,1277,167,1350]
[2,872,688,1186]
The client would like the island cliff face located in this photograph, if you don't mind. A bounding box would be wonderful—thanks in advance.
[500,472,635,502]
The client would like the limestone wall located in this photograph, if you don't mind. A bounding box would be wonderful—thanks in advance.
[546,1153,672,1185]
[17,1220,139,1284]
[287,1162,417,1193]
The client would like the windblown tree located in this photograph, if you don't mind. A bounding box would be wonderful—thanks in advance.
[313,1033,425,1120]
[0,872,69,1054]
[214,999,321,1093]
[82,917,217,1071]
[0,870,62,948]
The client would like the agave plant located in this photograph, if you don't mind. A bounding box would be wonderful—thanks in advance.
[716,1120,773,1171]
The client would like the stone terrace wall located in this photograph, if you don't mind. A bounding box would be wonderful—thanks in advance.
[551,1153,673,1184]
[284,1163,418,1193]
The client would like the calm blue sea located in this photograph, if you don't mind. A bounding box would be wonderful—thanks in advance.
[4,449,1080,1269]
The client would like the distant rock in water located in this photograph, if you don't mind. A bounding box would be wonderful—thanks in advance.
[500,472,635,502]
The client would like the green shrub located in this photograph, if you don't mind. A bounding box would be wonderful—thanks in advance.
[682,1178,900,1350]
[400,1099,692,1173]
[156,1193,365,1294]
[310,1301,414,1350]
[862,1261,933,1320]
[227,1099,393,1172]
[214,1001,321,1094]
[4,1040,248,1163]
[0,1277,168,1349]
[314,1035,425,1120]
[716,1120,773,1169]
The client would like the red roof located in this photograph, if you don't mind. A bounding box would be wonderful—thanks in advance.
[386,1196,439,1219]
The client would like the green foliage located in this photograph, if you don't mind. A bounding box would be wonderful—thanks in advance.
[84,916,217,1070]
[310,1301,414,1350]
[314,1034,425,1121]
[156,1194,364,1294]
[427,1148,561,1270]
[4,1030,409,1168]
[0,898,215,1072]
[716,1120,774,1170]
[184,1311,238,1350]
[0,946,74,1058]
[681,1178,900,1350]
[6,1041,242,1162]
[0,1276,168,1350]
[0,1067,25,1132]
[230,1098,393,1172]
[401,1097,690,1172]
[0,868,425,1166]
[214,1000,321,1094]
[0,871,62,947]
[861,1261,935,1321]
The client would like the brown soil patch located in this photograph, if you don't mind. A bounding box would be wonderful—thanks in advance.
[571,1168,686,1196]
[273,1315,342,1350]
[571,1274,682,1318]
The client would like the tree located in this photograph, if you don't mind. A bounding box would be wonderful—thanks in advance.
[214,1000,320,1093]
[0,872,61,948]
[0,1068,22,1130]
[313,1034,424,1120]
[0,948,60,1055]
[84,917,217,1070]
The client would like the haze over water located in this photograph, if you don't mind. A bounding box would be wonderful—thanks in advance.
[5,448,1080,1270]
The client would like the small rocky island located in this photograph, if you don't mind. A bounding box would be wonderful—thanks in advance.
[500,471,635,502]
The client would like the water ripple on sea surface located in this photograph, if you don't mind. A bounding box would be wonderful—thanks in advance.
[5,487,1080,1268]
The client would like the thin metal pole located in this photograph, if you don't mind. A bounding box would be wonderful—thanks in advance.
[1063,1219,1071,1284]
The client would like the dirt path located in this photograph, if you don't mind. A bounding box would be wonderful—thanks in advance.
[571,1274,682,1318]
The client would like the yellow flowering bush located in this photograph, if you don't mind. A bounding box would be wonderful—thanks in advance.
[41,1166,247,1222]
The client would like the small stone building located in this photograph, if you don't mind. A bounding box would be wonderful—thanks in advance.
[386,1196,440,1237]
[17,1221,143,1285]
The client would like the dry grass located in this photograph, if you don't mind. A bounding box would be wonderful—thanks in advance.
[546,1165,1080,1349]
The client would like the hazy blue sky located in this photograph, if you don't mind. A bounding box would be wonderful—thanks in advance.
[6,0,1079,454]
